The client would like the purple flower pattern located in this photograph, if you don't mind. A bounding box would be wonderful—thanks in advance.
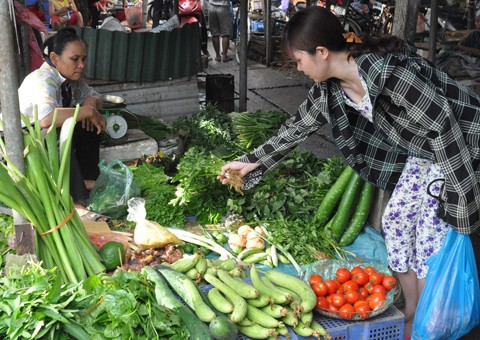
[381,156,449,279]
[342,74,373,122]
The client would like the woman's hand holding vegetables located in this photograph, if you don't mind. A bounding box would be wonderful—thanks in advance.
[217,161,260,185]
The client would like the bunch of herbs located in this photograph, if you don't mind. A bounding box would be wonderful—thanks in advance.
[132,163,186,228]
[170,147,238,224]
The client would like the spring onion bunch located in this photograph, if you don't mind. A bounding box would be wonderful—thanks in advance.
[0,106,105,284]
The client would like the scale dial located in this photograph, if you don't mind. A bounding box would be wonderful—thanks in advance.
[106,115,128,139]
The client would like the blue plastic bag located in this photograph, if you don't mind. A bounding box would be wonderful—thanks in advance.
[412,228,480,340]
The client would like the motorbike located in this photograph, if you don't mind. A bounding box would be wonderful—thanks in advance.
[328,0,395,36]
[285,0,307,21]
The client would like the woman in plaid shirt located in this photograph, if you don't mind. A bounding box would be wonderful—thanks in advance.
[218,6,480,337]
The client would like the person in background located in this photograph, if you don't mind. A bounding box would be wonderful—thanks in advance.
[18,27,108,222]
[207,0,233,62]
[49,0,84,31]
[217,7,480,338]
[455,13,480,58]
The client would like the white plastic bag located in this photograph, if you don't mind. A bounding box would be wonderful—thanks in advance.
[127,197,182,249]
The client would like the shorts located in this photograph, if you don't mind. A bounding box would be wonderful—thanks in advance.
[381,156,450,279]
[51,12,79,27]
[207,3,232,37]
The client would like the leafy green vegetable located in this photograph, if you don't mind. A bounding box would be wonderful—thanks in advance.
[170,147,236,224]
[229,110,289,149]
[170,104,239,155]
[0,262,80,339]
[76,270,189,340]
[132,163,186,228]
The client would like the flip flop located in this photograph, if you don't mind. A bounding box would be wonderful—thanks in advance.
[77,209,112,227]
[215,57,222,62]
[222,56,233,62]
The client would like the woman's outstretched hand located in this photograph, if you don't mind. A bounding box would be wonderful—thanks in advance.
[217,161,261,185]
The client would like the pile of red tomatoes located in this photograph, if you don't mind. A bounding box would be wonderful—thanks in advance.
[309,265,397,320]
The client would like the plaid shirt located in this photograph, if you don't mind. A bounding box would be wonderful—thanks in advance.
[241,43,480,234]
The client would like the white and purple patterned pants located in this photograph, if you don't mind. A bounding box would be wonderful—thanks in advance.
[382,156,450,279]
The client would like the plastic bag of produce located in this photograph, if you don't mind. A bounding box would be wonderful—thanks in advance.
[127,197,182,249]
[412,228,480,340]
[88,160,141,218]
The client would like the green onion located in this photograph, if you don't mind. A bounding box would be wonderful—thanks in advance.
[165,227,236,260]
[0,105,105,284]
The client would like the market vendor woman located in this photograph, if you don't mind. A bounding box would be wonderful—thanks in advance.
[18,26,107,220]
[218,7,480,338]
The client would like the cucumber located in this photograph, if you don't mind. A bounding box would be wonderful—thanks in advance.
[209,315,238,340]
[265,270,317,313]
[204,273,248,323]
[143,266,213,340]
[237,323,278,339]
[314,165,353,227]
[155,265,216,322]
[246,293,271,308]
[292,321,315,337]
[246,304,282,329]
[170,253,201,273]
[208,288,234,314]
[250,265,291,305]
[217,269,259,299]
[237,248,265,261]
[311,321,332,339]
[260,304,289,318]
[339,181,375,246]
[242,252,269,264]
[329,172,363,242]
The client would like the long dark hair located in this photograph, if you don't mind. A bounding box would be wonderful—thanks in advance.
[283,6,404,59]
[43,27,83,60]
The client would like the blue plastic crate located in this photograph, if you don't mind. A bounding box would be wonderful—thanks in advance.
[313,306,404,340]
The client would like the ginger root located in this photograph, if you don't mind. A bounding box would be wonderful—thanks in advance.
[223,169,244,195]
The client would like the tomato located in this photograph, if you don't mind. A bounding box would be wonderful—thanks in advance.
[364,266,376,275]
[336,267,352,284]
[371,284,387,296]
[352,269,369,286]
[330,293,347,308]
[358,286,369,299]
[326,294,333,304]
[312,282,328,297]
[366,292,386,310]
[369,272,385,286]
[324,279,340,295]
[338,303,355,320]
[354,300,371,318]
[327,303,339,315]
[382,275,397,290]
[342,280,359,293]
[309,274,323,286]
[364,282,375,294]
[345,290,361,304]
[350,266,364,275]
[316,296,329,310]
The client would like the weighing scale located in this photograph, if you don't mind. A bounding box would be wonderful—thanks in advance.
[102,95,129,139]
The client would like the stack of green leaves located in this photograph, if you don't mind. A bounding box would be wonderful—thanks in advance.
[229,110,289,149]
[0,108,105,284]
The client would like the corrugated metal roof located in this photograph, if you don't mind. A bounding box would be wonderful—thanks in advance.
[77,24,203,82]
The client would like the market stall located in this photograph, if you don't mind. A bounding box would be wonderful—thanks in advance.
[0,105,406,339]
